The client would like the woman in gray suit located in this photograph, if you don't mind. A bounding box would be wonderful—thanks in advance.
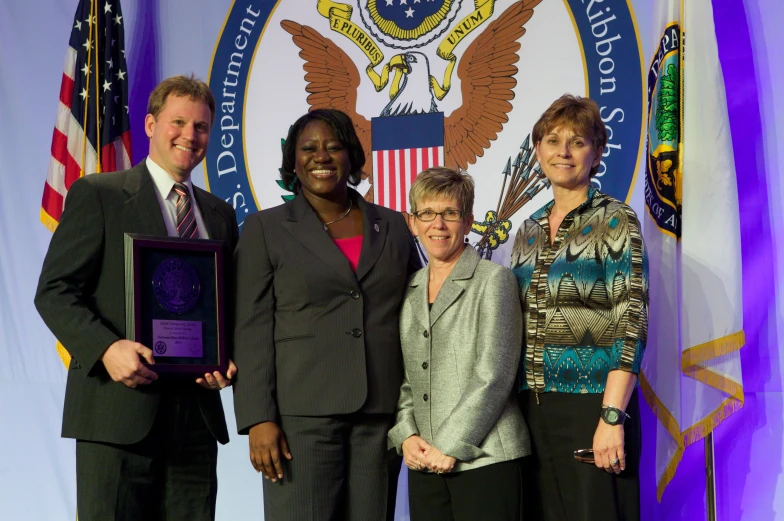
[233,109,420,520]
[388,167,530,521]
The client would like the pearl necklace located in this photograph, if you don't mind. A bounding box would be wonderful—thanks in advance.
[321,199,353,231]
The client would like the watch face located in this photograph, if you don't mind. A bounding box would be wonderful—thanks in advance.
[606,409,620,423]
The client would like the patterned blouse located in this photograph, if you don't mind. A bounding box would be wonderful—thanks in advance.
[511,188,649,394]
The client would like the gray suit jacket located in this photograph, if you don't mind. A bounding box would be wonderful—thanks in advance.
[389,246,530,472]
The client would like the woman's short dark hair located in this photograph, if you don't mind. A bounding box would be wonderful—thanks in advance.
[280,109,366,193]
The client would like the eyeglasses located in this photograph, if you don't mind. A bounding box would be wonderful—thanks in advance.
[412,209,464,222]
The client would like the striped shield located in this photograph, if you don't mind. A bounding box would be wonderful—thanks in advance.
[371,112,444,212]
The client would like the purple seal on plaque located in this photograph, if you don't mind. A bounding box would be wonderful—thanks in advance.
[152,258,201,313]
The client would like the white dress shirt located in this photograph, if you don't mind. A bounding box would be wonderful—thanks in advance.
[145,157,209,239]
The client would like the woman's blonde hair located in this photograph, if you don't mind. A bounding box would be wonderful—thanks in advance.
[409,167,474,216]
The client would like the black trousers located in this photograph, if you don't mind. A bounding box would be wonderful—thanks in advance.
[519,390,641,521]
[75,388,218,521]
[407,459,523,521]
[262,413,400,521]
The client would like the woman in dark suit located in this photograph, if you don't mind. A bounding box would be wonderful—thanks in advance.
[232,108,420,520]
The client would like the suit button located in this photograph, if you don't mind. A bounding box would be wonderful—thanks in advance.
[350,290,361,299]
[423,330,429,338]
[422,362,428,370]
[423,394,428,402]
[351,328,362,338]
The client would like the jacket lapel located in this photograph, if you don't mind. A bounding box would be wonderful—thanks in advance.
[193,187,226,240]
[122,163,167,236]
[355,196,387,282]
[429,246,481,326]
[281,192,356,285]
[406,268,430,332]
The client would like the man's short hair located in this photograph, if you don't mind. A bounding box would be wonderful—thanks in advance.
[147,74,216,125]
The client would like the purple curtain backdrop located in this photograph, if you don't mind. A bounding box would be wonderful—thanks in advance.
[639,1,781,519]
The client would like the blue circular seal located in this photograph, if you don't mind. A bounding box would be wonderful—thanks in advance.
[152,258,201,314]
[155,341,167,355]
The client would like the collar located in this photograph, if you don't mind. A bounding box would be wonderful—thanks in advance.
[285,187,376,222]
[145,156,193,201]
[409,244,481,288]
[529,185,600,220]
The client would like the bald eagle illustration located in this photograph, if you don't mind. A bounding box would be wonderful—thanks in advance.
[280,0,542,194]
[381,52,439,117]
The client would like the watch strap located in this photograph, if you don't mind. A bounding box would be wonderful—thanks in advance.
[600,405,629,425]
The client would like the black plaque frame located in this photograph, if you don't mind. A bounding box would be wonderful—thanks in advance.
[124,233,227,376]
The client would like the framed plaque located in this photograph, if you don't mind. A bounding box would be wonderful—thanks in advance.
[124,233,227,377]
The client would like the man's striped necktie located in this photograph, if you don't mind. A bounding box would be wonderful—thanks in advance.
[173,183,199,239]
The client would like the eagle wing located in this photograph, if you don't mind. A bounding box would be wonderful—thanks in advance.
[443,0,542,171]
[280,21,373,196]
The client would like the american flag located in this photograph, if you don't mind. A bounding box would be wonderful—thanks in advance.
[41,0,132,231]
[371,112,444,212]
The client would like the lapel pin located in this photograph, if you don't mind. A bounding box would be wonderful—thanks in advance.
[374,223,380,232]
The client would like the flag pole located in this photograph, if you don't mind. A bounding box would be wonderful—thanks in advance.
[92,0,102,172]
[79,0,95,177]
[705,432,717,521]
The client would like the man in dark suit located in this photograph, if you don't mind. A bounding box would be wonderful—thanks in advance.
[34,75,239,521]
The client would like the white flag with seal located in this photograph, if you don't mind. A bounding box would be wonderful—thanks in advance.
[640,0,745,501]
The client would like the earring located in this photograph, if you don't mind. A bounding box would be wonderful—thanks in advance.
[464,237,469,243]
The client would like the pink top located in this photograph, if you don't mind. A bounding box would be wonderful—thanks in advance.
[333,235,363,272]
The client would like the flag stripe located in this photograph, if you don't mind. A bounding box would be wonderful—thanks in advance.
[50,127,82,191]
[375,151,384,209]
[398,149,406,212]
[60,74,75,107]
[41,181,65,223]
[389,150,397,211]
[120,130,132,164]
[410,148,418,189]
[101,142,116,172]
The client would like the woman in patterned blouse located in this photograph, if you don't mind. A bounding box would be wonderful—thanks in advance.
[511,94,649,521]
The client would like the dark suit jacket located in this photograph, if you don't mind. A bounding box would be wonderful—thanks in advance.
[232,189,420,434]
[35,162,239,445]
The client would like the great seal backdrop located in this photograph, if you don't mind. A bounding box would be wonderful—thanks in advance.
[206,0,644,264]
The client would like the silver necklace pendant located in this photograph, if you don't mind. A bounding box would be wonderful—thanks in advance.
[322,198,353,231]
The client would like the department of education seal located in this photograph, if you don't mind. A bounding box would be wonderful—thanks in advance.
[152,258,201,314]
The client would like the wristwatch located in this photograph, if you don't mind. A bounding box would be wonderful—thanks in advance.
[600,405,629,426]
